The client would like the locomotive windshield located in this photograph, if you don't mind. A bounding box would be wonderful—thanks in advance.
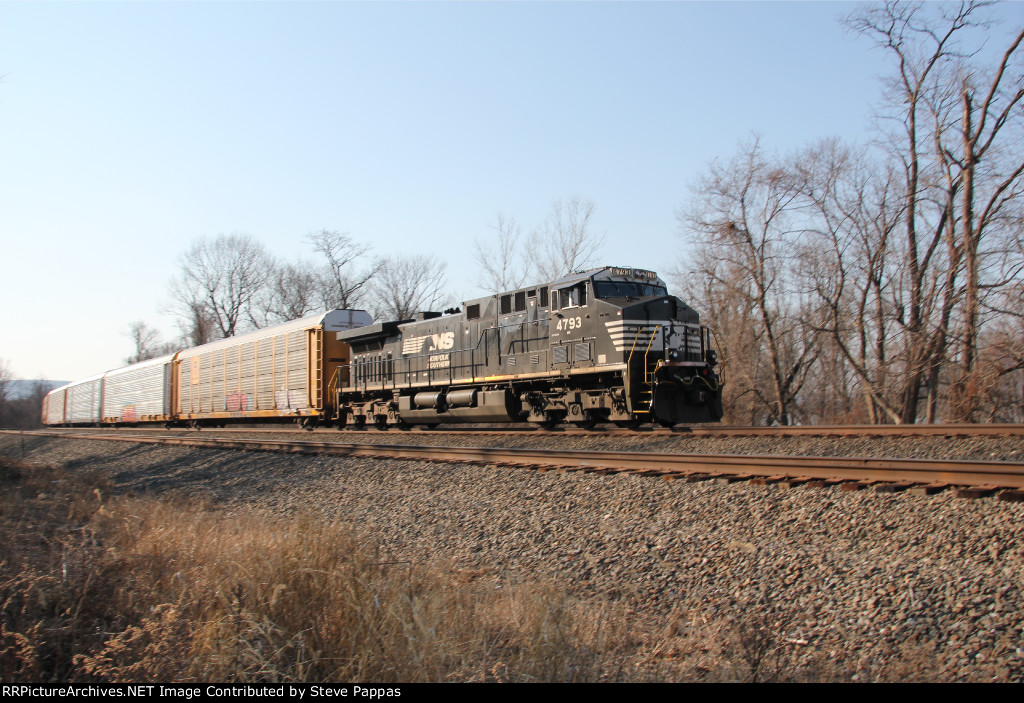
[594,281,667,299]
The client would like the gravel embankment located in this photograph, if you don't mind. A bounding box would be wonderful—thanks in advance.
[3,432,1023,682]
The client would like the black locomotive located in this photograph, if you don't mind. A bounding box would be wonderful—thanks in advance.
[333,266,723,428]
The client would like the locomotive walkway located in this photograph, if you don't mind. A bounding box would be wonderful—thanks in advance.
[9,427,1024,500]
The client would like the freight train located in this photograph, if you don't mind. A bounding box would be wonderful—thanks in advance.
[42,266,723,429]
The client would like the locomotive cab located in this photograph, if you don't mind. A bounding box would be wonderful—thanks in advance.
[549,267,722,425]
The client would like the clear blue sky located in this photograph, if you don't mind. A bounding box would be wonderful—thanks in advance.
[1,1,1015,381]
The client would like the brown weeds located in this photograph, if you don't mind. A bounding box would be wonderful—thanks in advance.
[0,454,963,682]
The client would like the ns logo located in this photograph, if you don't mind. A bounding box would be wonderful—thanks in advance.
[429,331,455,351]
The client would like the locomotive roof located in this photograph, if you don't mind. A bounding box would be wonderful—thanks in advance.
[335,319,408,343]
[540,266,665,291]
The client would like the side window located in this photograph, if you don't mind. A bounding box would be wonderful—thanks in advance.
[467,304,480,320]
[559,283,588,308]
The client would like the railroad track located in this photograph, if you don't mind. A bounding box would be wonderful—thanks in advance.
[27,422,1024,438]
[9,429,1024,501]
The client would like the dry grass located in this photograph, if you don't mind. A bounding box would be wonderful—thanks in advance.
[0,453,954,682]
[0,454,638,682]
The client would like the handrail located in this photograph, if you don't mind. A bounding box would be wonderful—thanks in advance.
[327,366,341,402]
[643,325,662,383]
[625,328,645,405]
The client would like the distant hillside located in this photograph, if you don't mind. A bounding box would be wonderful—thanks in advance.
[6,380,67,400]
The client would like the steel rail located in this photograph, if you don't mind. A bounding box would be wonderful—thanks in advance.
[29,422,1024,438]
[10,429,1024,490]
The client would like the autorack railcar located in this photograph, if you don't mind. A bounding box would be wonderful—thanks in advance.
[42,310,372,428]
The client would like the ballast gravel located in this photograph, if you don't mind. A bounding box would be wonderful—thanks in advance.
[3,431,1024,682]
[47,425,1024,461]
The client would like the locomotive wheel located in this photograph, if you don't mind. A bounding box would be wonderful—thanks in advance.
[657,418,677,428]
[352,416,367,429]
[374,416,388,430]
[614,418,643,429]
[539,412,562,431]
[573,412,599,430]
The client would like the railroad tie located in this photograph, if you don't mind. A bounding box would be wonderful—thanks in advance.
[874,482,914,494]
[908,482,950,496]
[956,485,999,499]
[749,475,787,486]
[714,475,745,485]
[840,481,871,492]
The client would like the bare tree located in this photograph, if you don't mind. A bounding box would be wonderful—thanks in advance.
[307,229,379,309]
[796,139,916,423]
[934,35,1024,419]
[474,214,529,291]
[680,138,819,426]
[844,0,1024,422]
[528,197,605,281]
[169,292,219,347]
[0,357,12,426]
[124,321,176,364]
[0,362,48,429]
[248,261,322,328]
[370,254,449,321]
[670,2,1024,425]
[167,233,274,340]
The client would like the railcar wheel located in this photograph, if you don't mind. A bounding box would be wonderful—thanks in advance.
[657,419,677,428]
[187,420,201,431]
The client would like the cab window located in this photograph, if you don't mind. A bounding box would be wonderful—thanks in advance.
[594,281,667,299]
[557,282,588,308]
